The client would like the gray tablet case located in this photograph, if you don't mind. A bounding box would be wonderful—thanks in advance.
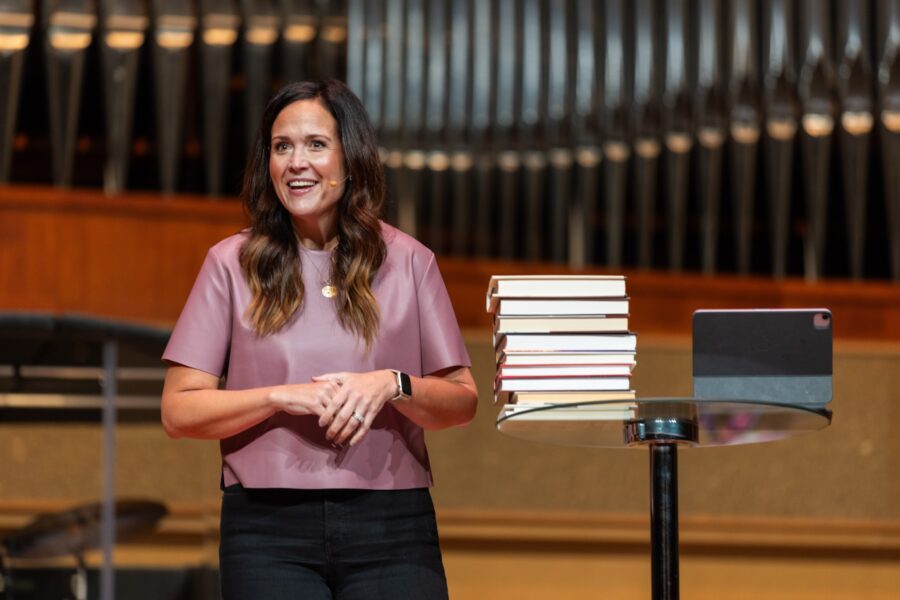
[692,309,832,407]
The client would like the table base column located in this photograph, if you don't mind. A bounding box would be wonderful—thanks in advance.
[650,443,679,600]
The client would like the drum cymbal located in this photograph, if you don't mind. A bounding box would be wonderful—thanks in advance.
[1,499,167,559]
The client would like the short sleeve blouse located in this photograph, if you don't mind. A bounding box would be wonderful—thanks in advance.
[162,222,471,489]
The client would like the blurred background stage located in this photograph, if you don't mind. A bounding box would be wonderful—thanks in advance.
[2,1,900,598]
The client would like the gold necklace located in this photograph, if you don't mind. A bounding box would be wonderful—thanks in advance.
[301,248,337,298]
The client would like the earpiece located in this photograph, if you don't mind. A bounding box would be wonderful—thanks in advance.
[329,175,352,188]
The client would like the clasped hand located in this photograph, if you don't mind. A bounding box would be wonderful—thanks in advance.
[270,370,396,447]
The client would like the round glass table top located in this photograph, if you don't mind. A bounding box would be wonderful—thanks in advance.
[495,397,832,449]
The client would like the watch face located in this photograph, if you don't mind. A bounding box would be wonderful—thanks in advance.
[399,371,412,396]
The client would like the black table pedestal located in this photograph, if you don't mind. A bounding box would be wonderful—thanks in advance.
[625,408,696,599]
[650,444,680,600]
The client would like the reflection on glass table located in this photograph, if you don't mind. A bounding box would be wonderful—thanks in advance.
[496,397,832,448]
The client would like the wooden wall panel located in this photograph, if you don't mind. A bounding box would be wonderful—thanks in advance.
[6,185,900,340]
[0,203,59,310]
[0,186,246,324]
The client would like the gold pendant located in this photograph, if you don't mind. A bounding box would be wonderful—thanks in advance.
[321,284,337,298]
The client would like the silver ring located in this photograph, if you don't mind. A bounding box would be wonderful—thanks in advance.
[352,411,365,424]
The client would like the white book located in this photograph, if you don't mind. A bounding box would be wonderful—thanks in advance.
[499,364,634,377]
[494,389,637,405]
[500,404,638,421]
[495,298,629,316]
[497,351,636,367]
[486,275,627,311]
[495,376,632,392]
[496,333,637,353]
[493,315,629,334]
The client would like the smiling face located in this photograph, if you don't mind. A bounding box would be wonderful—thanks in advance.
[269,99,347,247]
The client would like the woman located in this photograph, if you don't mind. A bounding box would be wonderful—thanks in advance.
[161,80,478,599]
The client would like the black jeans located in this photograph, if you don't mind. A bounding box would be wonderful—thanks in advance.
[219,485,449,599]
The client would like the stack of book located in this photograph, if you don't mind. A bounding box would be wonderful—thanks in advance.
[486,275,637,421]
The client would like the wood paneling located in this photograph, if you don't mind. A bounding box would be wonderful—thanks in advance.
[0,185,246,325]
[5,184,900,340]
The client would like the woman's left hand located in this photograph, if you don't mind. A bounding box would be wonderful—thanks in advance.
[312,370,396,446]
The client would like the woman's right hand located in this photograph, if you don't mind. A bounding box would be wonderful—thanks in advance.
[268,380,342,417]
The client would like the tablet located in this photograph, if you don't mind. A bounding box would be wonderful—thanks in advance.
[692,309,832,407]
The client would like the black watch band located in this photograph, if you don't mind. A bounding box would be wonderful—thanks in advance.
[390,370,412,401]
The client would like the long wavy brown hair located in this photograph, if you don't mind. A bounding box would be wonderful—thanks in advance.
[239,80,386,347]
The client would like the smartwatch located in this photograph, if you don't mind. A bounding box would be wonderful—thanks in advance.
[390,369,412,401]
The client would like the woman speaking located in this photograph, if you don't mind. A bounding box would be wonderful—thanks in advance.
[161,79,477,599]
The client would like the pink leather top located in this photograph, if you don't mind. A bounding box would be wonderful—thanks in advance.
[163,223,470,489]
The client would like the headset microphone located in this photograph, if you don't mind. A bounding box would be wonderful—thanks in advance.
[329,175,352,188]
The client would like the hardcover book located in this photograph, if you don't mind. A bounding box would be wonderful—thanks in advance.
[495,298,629,316]
[496,389,637,405]
[495,376,632,392]
[498,364,634,378]
[497,351,636,367]
[493,315,629,334]
[495,333,637,353]
[500,403,638,421]
[486,275,627,312]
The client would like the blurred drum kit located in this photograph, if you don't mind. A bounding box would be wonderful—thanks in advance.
[0,500,166,600]
[0,314,172,600]
[3,1,900,278]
